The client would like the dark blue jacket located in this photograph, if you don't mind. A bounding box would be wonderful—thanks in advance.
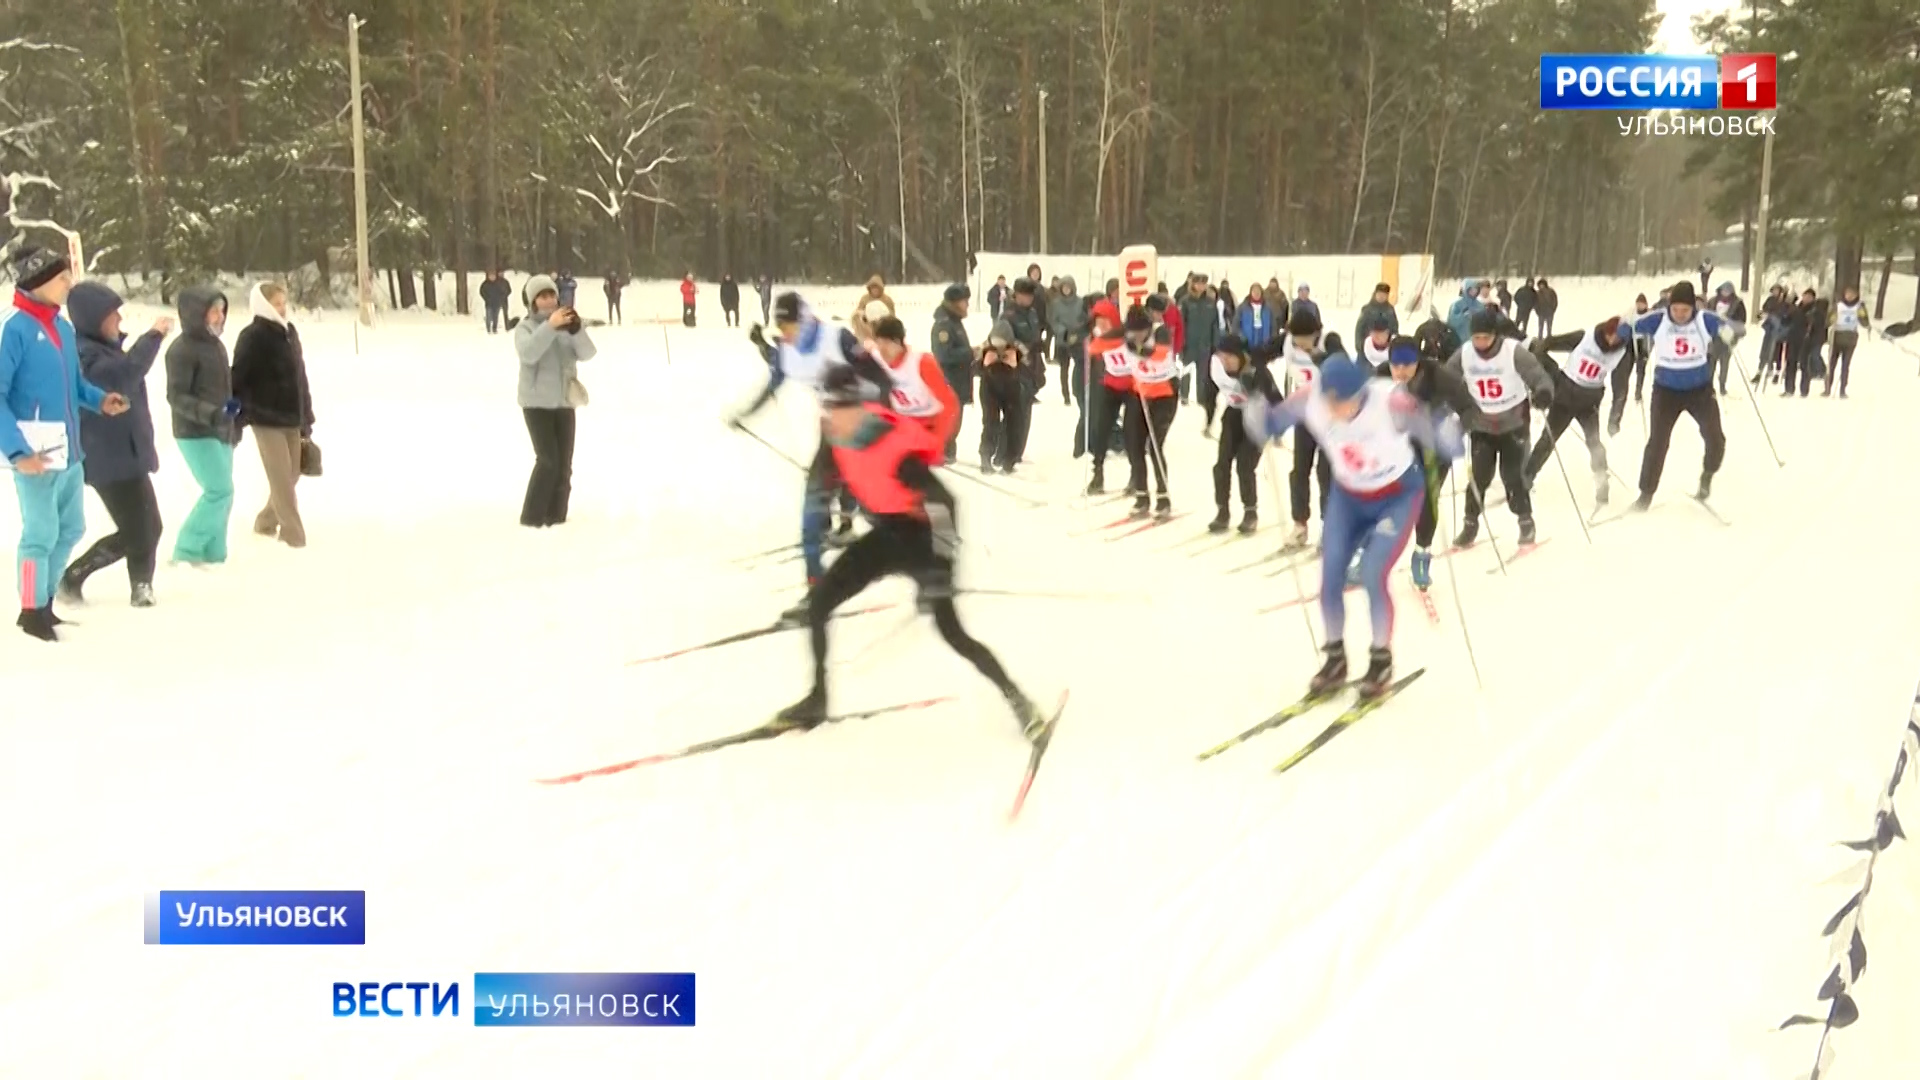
[68,282,163,487]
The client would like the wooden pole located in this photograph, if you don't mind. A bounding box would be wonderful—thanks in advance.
[349,15,374,330]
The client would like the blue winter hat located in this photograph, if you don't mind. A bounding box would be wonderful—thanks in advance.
[1387,336,1422,367]
[1318,353,1369,399]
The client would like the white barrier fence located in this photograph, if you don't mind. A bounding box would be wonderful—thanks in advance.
[972,250,1436,314]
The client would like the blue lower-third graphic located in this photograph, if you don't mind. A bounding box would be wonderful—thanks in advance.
[472,972,695,1027]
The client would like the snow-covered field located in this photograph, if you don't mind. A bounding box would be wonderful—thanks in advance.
[2,275,1917,1077]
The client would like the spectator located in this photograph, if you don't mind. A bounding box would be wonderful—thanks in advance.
[1705,282,1747,395]
[1534,278,1559,337]
[850,275,895,339]
[479,270,511,334]
[59,281,168,608]
[1215,280,1237,330]
[1447,281,1482,350]
[1698,257,1713,296]
[1002,279,1045,459]
[1753,283,1791,386]
[755,273,773,323]
[679,273,697,327]
[3,247,129,640]
[555,269,578,308]
[516,274,596,527]
[1177,274,1220,423]
[1513,278,1537,331]
[164,284,237,568]
[1785,288,1828,398]
[987,274,1008,320]
[1265,277,1290,327]
[1354,282,1398,344]
[603,271,625,325]
[1494,278,1512,315]
[1048,276,1089,405]
[1291,282,1321,328]
[230,282,315,548]
[1238,283,1276,350]
[720,274,742,327]
[930,284,975,464]
[976,319,1024,473]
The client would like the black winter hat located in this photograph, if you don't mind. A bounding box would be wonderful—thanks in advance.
[820,365,864,407]
[1145,294,1169,314]
[872,315,906,343]
[12,245,69,293]
[1469,306,1502,336]
[1667,280,1697,307]
[1285,309,1321,337]
[773,291,804,324]
[1124,307,1153,335]
[1217,333,1249,357]
[1013,278,1038,297]
[943,283,970,303]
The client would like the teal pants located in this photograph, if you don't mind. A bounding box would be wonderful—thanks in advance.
[14,466,86,610]
[174,438,235,564]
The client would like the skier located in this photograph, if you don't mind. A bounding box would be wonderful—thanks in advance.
[1827,284,1868,397]
[1122,306,1178,520]
[1243,353,1467,700]
[1280,309,1333,551]
[1522,316,1634,507]
[1082,299,1130,491]
[1444,306,1554,546]
[867,316,959,455]
[1372,334,1479,592]
[1705,282,1748,395]
[1629,280,1735,509]
[771,365,1049,742]
[728,293,893,607]
[1207,333,1278,535]
[1608,293,1653,436]
[1356,312,1395,368]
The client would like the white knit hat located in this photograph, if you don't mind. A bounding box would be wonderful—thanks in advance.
[863,299,890,323]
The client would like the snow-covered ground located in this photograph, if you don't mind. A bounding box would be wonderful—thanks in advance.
[2,276,1917,1077]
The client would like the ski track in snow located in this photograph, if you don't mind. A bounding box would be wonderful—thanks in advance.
[1,278,1917,1077]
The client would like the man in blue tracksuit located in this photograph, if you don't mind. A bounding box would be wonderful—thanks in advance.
[1,246,131,641]
[1447,280,1483,346]
[1630,280,1733,510]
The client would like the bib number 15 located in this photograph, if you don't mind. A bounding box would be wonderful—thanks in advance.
[1473,377,1505,400]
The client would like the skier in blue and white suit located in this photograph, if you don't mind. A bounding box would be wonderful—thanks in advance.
[728,292,893,614]
[1243,352,1466,703]
[1627,280,1735,511]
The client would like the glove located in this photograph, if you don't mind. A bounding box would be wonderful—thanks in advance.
[223,398,242,420]
[564,311,582,334]
[749,324,768,350]
[1718,324,1735,344]
[1529,387,1552,410]
[1436,415,1468,461]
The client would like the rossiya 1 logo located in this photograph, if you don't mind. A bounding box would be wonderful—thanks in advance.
[1539,53,1776,110]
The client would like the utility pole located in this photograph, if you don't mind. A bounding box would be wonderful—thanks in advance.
[1037,90,1049,255]
[1746,0,1772,305]
[349,15,373,330]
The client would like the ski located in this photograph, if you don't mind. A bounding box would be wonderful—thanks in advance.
[1272,668,1428,774]
[1414,586,1442,625]
[1009,690,1071,821]
[535,695,958,785]
[1690,496,1731,526]
[1483,538,1554,575]
[1157,528,1222,554]
[1229,544,1308,575]
[1069,512,1145,539]
[1258,582,1360,614]
[626,603,895,667]
[731,541,800,565]
[1196,682,1354,760]
[1106,511,1193,542]
[1186,532,1250,558]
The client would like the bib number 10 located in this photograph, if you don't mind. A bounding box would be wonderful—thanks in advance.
[1576,358,1603,381]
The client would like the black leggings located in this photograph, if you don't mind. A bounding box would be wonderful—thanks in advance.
[1829,331,1858,392]
[1416,456,1450,549]
[1289,429,1331,524]
[1638,384,1726,495]
[1464,426,1532,520]
[1213,406,1259,509]
[1125,395,1175,494]
[805,513,1015,700]
[1526,380,1607,482]
[70,476,164,587]
[521,407,577,526]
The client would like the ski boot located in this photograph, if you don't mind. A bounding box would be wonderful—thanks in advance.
[770,687,828,732]
[1086,472,1105,497]
[1238,509,1259,536]
[1282,521,1310,553]
[1153,496,1172,521]
[1000,462,1017,476]
[778,582,817,628]
[1129,494,1152,520]
[1630,491,1653,513]
[1308,644,1348,697]
[131,582,156,609]
[16,607,56,643]
[1410,548,1434,591]
[1696,471,1713,501]
[1593,472,1609,508]
[1607,419,1621,438]
[1010,690,1052,745]
[1453,517,1480,549]
[1208,507,1231,535]
[1517,516,1537,546]
[1356,648,1394,701]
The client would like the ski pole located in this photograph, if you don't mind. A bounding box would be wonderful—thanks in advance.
[1442,465,1485,692]
[1262,450,1320,655]
[1726,342,1786,467]
[733,421,807,473]
[1462,439,1509,575]
[942,463,1046,509]
[1542,418,1594,546]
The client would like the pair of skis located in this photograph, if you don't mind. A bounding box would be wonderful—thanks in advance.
[538,692,1071,822]
[627,604,895,667]
[1198,669,1427,773]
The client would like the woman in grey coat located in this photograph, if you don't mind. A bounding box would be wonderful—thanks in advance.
[515,274,596,527]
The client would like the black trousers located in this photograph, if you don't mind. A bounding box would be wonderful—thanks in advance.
[1637,384,1726,495]
[1055,339,1075,404]
[1415,455,1450,549]
[69,476,163,588]
[1829,331,1858,393]
[1197,362,1219,427]
[521,407,577,527]
[1464,426,1532,521]
[1289,428,1331,525]
[681,303,696,327]
[805,512,1015,702]
[724,305,740,328]
[1087,382,1126,477]
[1708,340,1732,393]
[607,297,622,324]
[1007,380,1034,463]
[1213,406,1259,509]
[1125,395,1175,494]
[1526,378,1607,483]
[1783,340,1817,395]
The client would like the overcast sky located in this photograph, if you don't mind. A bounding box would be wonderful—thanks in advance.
[1653,0,1744,54]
